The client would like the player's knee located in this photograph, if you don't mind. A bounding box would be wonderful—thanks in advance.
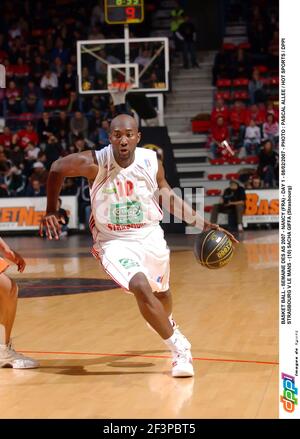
[129,273,152,303]
[0,278,18,301]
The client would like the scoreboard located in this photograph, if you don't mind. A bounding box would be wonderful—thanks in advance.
[104,0,144,24]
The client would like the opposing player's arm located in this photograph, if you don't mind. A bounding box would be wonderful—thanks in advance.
[40,150,98,240]
[156,160,238,243]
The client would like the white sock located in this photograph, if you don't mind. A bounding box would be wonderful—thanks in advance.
[164,331,183,353]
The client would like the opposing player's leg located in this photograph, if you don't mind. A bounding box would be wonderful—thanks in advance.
[129,273,194,377]
[0,273,39,369]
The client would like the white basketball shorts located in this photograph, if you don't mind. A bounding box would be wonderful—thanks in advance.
[91,226,170,293]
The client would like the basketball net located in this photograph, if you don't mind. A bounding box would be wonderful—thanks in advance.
[108,82,133,106]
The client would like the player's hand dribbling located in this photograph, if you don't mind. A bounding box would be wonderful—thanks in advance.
[39,213,65,240]
[205,222,239,244]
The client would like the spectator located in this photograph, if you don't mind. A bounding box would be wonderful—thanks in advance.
[230,48,250,79]
[229,100,247,141]
[257,140,278,188]
[40,69,58,98]
[170,0,185,53]
[268,30,279,68]
[31,55,48,83]
[70,111,88,140]
[51,37,70,64]
[22,79,43,113]
[4,165,26,196]
[243,119,261,156]
[0,126,13,150]
[55,111,70,133]
[98,120,110,147]
[210,180,246,232]
[263,113,279,145]
[13,122,39,149]
[67,91,82,113]
[134,49,152,69]
[37,112,56,143]
[57,198,70,237]
[212,47,230,85]
[245,174,263,189]
[24,142,40,161]
[248,69,266,104]
[44,134,63,170]
[60,63,76,95]
[209,115,230,159]
[265,101,279,122]
[61,177,78,196]
[211,97,229,125]
[29,161,48,186]
[51,56,65,80]
[245,104,266,126]
[176,15,199,69]
[25,179,46,196]
[4,80,22,115]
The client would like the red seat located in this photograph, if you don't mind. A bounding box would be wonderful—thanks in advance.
[238,42,251,50]
[58,98,69,108]
[215,91,231,101]
[208,173,223,180]
[18,113,35,121]
[226,157,241,165]
[232,78,249,88]
[269,76,279,86]
[191,120,210,133]
[232,91,249,101]
[254,65,268,74]
[44,99,58,109]
[244,156,259,164]
[210,158,225,165]
[204,205,213,213]
[216,79,232,88]
[31,29,46,37]
[223,43,236,51]
[225,173,239,180]
[206,189,222,196]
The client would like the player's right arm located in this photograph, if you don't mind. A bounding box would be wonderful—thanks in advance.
[40,150,98,240]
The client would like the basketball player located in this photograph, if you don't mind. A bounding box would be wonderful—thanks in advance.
[0,237,39,368]
[40,114,236,377]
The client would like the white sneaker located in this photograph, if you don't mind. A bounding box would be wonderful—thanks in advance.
[0,341,39,369]
[172,349,194,378]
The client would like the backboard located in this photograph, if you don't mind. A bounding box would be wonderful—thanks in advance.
[76,37,169,94]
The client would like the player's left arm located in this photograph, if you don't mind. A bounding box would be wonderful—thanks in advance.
[156,160,238,243]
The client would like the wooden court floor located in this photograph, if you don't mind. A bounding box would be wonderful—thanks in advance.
[0,230,278,419]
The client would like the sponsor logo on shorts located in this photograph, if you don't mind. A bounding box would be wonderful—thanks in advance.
[156,275,164,283]
[119,258,140,269]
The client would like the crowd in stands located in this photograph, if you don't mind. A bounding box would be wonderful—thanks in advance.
[210,2,279,189]
[0,0,164,229]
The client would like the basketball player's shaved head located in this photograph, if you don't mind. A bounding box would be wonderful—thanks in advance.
[110,114,138,133]
[109,114,141,168]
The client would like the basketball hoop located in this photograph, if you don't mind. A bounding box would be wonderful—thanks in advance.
[108,81,133,106]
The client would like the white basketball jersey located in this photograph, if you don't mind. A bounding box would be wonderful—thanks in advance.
[89,144,163,242]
